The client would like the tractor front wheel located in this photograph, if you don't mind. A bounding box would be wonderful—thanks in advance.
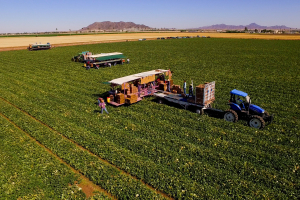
[224,110,238,122]
[248,115,265,129]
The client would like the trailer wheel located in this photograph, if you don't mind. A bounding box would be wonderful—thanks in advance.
[224,109,238,122]
[196,108,203,115]
[248,115,265,129]
[158,98,164,104]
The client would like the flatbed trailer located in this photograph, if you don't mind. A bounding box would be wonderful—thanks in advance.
[154,81,217,114]
[154,92,212,114]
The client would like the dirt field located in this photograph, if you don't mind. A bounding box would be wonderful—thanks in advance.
[1,32,300,51]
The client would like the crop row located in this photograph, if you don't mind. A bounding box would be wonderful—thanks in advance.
[0,113,89,199]
[0,99,167,199]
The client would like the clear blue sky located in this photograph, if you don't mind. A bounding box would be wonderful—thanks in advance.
[1,0,299,33]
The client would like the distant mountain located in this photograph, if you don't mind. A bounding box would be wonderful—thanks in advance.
[195,23,294,30]
[81,21,152,31]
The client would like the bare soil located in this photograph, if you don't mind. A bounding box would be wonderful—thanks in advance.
[1,32,300,51]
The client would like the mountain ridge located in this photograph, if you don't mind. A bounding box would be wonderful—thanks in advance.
[81,21,151,31]
[195,23,294,30]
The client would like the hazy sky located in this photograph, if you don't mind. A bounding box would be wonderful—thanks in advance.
[1,0,299,33]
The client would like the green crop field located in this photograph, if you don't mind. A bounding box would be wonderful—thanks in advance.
[0,38,299,199]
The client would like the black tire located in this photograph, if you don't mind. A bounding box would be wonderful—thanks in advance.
[224,109,238,122]
[196,109,202,115]
[248,115,265,129]
[158,98,164,104]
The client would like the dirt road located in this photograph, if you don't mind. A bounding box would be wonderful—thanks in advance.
[1,32,299,51]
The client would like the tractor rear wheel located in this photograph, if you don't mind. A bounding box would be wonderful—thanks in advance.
[248,115,265,129]
[224,110,238,122]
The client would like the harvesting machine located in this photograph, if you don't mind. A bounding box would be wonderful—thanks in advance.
[28,43,51,51]
[72,51,127,68]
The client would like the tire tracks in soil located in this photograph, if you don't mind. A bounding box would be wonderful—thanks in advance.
[0,96,173,200]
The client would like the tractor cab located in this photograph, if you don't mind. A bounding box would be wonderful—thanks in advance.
[229,89,251,112]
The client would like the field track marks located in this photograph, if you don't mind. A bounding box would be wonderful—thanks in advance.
[0,111,114,199]
[0,96,173,199]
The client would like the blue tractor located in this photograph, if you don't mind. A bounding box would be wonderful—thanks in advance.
[224,89,273,129]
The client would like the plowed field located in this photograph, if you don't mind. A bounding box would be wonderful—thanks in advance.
[1,32,300,51]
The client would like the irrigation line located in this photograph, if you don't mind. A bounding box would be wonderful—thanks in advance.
[0,96,173,200]
[0,110,115,199]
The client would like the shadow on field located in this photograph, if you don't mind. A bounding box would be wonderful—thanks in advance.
[204,108,224,119]
[151,98,224,119]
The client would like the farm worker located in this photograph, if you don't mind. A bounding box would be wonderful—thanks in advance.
[189,84,193,97]
[108,63,111,68]
[86,61,90,70]
[156,78,160,85]
[183,81,187,95]
[127,58,130,64]
[114,62,117,66]
[167,81,171,92]
[98,98,109,114]
[138,84,141,97]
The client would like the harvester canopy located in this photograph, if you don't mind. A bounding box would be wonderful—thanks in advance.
[108,69,169,85]
[95,54,126,61]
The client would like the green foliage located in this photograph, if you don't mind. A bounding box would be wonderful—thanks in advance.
[0,116,82,199]
[0,38,300,199]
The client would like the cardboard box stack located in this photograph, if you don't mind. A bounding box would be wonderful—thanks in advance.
[172,85,182,94]
[125,94,138,104]
[196,84,205,104]
[141,75,155,84]
[130,84,138,94]
[116,93,125,104]
[121,83,130,90]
